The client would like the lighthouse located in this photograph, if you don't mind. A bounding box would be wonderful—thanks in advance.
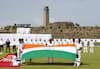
[43,6,49,27]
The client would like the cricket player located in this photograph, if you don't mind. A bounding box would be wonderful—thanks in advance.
[57,39,62,45]
[62,39,66,44]
[40,39,45,45]
[11,39,17,53]
[38,39,42,45]
[17,39,24,60]
[89,40,94,53]
[74,38,82,67]
[33,39,38,45]
[83,40,88,53]
[24,39,28,44]
[5,39,11,53]
[53,39,58,45]
[67,39,70,44]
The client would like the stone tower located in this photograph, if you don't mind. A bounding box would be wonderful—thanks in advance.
[43,6,49,27]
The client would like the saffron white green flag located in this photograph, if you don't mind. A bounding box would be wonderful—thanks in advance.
[22,44,76,61]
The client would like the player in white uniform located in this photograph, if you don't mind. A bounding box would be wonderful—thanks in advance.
[38,39,42,45]
[30,39,33,44]
[83,40,88,53]
[66,39,70,44]
[89,40,94,53]
[24,39,27,44]
[11,39,17,53]
[53,39,58,46]
[74,38,82,67]
[17,39,24,61]
[62,39,66,45]
[41,39,46,45]
[33,39,38,45]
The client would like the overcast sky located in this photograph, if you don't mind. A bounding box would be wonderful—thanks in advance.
[0,0,100,27]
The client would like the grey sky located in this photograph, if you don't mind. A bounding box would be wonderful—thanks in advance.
[0,0,100,27]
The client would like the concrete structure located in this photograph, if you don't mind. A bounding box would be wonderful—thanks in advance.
[43,6,49,27]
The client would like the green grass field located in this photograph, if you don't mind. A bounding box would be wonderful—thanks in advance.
[0,46,100,69]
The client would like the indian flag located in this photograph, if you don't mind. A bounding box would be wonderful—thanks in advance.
[22,44,76,61]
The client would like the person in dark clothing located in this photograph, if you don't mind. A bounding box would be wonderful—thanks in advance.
[6,39,11,53]
[12,39,17,53]
[0,38,4,54]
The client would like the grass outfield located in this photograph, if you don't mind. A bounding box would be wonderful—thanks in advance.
[0,46,100,69]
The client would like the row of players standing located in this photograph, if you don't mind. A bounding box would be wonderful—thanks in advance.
[0,38,95,67]
[0,39,17,54]
[83,40,95,53]
[0,38,95,54]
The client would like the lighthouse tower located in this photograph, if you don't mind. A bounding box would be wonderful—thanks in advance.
[43,6,49,27]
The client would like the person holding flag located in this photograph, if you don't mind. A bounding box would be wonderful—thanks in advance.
[17,39,24,61]
[74,38,83,67]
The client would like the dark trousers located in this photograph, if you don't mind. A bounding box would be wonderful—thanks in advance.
[0,45,3,52]
[0,46,1,52]
[13,45,16,52]
[6,46,10,53]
